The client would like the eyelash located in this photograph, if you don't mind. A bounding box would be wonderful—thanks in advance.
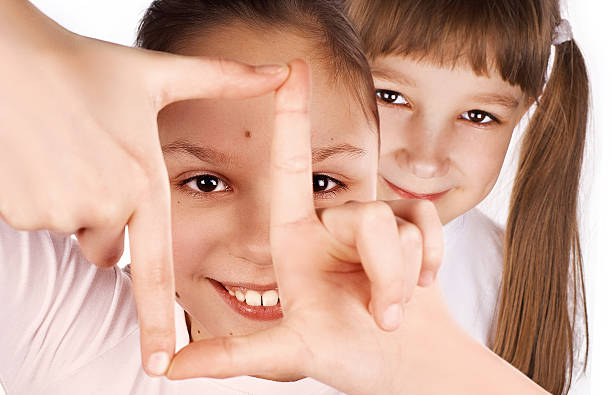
[178,174,232,200]
[376,89,501,126]
[178,174,348,199]
[313,174,349,199]
[459,110,500,125]
[376,89,409,107]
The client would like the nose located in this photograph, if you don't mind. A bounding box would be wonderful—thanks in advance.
[394,115,451,179]
[232,196,273,267]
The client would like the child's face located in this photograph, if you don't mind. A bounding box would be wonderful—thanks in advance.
[371,56,530,223]
[157,26,378,338]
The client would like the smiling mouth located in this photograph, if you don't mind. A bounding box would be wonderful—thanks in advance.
[209,278,283,321]
[383,178,450,201]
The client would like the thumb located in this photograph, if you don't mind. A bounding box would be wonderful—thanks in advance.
[143,51,290,109]
[166,325,310,382]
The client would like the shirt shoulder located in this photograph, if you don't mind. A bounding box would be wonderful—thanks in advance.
[438,209,505,346]
[0,220,138,393]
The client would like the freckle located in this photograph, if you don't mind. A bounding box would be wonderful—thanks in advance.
[244,130,252,138]
[330,137,335,141]
[229,332,233,336]
[197,330,201,334]
[175,292,180,299]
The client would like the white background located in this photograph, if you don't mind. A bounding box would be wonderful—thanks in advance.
[3,1,610,394]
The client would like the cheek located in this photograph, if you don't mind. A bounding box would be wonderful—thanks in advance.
[378,109,406,154]
[457,134,510,193]
[170,200,227,276]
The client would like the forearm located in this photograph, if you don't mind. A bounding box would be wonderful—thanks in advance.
[0,0,72,55]
[415,327,550,395]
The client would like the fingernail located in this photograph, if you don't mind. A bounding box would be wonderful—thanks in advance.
[255,63,288,75]
[147,352,170,376]
[382,303,403,330]
[418,270,435,287]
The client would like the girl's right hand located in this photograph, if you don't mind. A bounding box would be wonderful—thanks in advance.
[166,60,549,395]
[0,0,288,377]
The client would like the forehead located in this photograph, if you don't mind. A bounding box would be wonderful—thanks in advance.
[159,24,375,154]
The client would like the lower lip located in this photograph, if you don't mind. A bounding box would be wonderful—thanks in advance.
[209,279,283,321]
[384,179,449,201]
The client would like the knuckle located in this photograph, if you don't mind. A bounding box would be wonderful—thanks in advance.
[424,245,444,269]
[2,212,34,231]
[399,224,423,250]
[220,336,238,370]
[270,154,311,174]
[0,201,35,230]
[141,325,174,347]
[413,199,437,217]
[141,262,173,290]
[359,201,395,231]
[91,200,124,228]
[271,215,318,233]
[46,209,77,233]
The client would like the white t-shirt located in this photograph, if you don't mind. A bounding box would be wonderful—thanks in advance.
[439,208,505,347]
[440,209,588,394]
[0,219,340,395]
[0,209,588,394]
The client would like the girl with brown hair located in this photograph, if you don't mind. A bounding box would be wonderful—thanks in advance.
[345,0,590,394]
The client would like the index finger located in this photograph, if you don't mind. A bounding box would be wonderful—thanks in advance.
[269,59,316,230]
[145,53,290,109]
[128,161,176,377]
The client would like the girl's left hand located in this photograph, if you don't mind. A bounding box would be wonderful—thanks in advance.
[165,60,548,395]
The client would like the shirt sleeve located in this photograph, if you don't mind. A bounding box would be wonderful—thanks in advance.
[0,220,138,394]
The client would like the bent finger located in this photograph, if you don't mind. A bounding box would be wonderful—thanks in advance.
[320,201,408,331]
[387,199,443,286]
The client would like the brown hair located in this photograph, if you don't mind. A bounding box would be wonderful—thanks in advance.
[136,0,378,127]
[346,0,589,394]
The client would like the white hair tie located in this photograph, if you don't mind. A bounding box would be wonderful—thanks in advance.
[553,19,573,45]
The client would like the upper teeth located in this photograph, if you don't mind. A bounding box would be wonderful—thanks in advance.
[224,285,279,306]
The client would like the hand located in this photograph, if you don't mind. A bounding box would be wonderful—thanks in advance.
[165,58,442,383]
[166,60,549,395]
[0,1,288,377]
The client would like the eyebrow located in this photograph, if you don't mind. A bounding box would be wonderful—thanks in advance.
[162,140,365,165]
[162,140,232,166]
[469,93,520,110]
[312,143,366,163]
[370,66,417,87]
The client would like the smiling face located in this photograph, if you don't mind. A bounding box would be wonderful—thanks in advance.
[372,56,530,223]
[158,25,378,339]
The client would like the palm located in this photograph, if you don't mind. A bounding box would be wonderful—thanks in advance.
[166,60,445,394]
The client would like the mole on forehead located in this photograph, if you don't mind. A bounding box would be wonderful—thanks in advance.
[244,130,252,138]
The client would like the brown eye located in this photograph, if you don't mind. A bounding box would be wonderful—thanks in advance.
[184,175,229,193]
[376,89,408,105]
[460,110,498,124]
[313,174,338,193]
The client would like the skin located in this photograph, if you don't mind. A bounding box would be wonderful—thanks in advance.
[158,25,379,339]
[371,56,531,224]
[0,1,440,380]
[1,3,548,393]
[0,0,291,376]
[166,60,548,395]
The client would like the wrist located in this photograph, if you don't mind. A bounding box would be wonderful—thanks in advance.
[425,324,550,395]
[0,1,73,57]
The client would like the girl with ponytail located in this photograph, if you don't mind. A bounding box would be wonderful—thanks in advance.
[345,1,589,394]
